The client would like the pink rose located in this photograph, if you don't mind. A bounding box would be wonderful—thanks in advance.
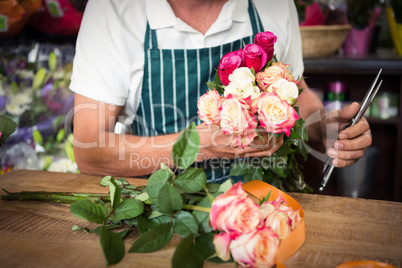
[217,49,243,86]
[220,94,258,147]
[271,62,299,85]
[257,92,299,137]
[210,182,260,234]
[259,203,293,240]
[254,31,277,61]
[259,197,302,240]
[229,132,259,148]
[256,65,286,91]
[197,89,223,124]
[213,232,232,261]
[229,227,280,268]
[242,44,267,73]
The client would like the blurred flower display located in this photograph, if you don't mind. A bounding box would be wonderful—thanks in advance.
[0,43,77,174]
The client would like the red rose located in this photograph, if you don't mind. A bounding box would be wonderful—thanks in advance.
[254,31,277,61]
[217,49,243,86]
[242,44,267,73]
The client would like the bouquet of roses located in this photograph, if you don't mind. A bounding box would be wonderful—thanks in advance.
[198,31,311,192]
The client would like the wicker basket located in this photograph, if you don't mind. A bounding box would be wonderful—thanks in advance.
[300,25,352,58]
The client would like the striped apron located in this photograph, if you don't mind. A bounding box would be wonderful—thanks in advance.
[132,0,264,183]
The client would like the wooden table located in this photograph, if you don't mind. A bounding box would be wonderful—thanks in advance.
[1,170,401,268]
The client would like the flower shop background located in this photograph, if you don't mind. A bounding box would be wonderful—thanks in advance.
[1,0,402,202]
[0,0,84,174]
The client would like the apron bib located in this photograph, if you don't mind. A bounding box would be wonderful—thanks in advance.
[133,0,264,183]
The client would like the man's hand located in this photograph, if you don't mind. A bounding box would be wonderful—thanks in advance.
[326,102,372,167]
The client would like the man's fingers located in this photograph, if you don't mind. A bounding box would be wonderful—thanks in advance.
[339,102,360,121]
[335,129,372,150]
[338,117,371,140]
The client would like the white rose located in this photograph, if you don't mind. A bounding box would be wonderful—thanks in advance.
[224,83,242,98]
[241,84,261,106]
[224,67,260,106]
[228,67,255,89]
[268,78,298,105]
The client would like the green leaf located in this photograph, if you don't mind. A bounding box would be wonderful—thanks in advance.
[293,118,309,141]
[160,163,175,178]
[294,139,310,161]
[274,142,294,156]
[114,199,144,222]
[69,199,106,224]
[173,211,199,237]
[137,215,170,235]
[109,178,122,209]
[146,169,171,204]
[272,161,290,178]
[136,216,150,235]
[244,166,264,182]
[205,183,220,193]
[128,223,173,253]
[134,192,149,202]
[32,68,46,89]
[172,234,204,268]
[259,190,272,205]
[194,233,216,260]
[48,52,57,72]
[172,122,200,170]
[172,233,216,268]
[229,159,249,176]
[100,226,125,266]
[0,115,17,147]
[72,225,90,232]
[217,179,233,193]
[206,81,216,91]
[157,183,183,214]
[100,176,113,187]
[89,226,103,234]
[192,195,214,234]
[117,227,130,239]
[174,168,207,193]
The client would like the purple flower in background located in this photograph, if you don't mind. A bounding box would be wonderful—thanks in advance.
[41,83,53,97]
[0,96,7,111]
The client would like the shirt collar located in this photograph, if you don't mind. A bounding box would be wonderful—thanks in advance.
[146,0,249,30]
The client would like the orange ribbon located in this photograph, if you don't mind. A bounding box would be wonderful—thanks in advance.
[242,180,306,268]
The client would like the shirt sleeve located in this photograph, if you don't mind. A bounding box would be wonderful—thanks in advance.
[254,0,305,79]
[69,0,130,106]
[283,0,305,79]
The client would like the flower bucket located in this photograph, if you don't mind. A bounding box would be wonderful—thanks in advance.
[343,7,382,57]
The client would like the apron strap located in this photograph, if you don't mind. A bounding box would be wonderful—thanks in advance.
[144,22,158,50]
[248,0,263,35]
